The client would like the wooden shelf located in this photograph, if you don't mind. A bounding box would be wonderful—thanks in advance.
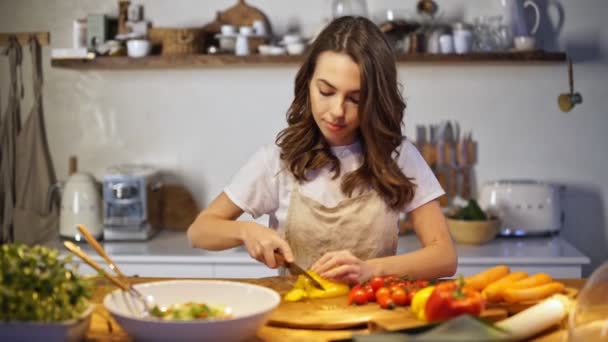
[51,50,566,70]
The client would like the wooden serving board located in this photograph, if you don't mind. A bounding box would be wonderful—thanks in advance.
[266,286,508,331]
[258,276,508,331]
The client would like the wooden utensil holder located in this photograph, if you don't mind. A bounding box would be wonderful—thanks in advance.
[419,139,477,207]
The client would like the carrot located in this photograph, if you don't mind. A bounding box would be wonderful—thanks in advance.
[505,273,553,290]
[464,265,510,291]
[501,282,565,304]
[482,271,528,302]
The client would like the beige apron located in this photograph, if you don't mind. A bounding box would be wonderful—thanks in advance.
[283,183,399,270]
[0,36,22,243]
[13,36,59,244]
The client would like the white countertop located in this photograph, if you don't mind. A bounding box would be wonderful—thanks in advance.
[45,229,590,266]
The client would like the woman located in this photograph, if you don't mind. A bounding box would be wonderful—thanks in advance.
[187,16,457,284]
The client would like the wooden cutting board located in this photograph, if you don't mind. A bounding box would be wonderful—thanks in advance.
[161,184,199,231]
[268,296,508,331]
[262,276,508,331]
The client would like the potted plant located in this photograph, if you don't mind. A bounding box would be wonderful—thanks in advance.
[447,199,500,245]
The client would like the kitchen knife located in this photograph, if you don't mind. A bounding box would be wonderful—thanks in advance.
[274,251,325,290]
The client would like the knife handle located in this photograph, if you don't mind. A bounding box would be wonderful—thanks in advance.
[273,251,289,267]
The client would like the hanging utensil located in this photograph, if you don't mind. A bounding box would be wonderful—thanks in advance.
[558,58,583,112]
[274,251,325,290]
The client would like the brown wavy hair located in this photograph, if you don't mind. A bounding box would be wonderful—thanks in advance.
[275,16,415,210]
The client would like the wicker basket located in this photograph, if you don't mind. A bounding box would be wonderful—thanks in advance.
[149,27,206,55]
[447,218,500,245]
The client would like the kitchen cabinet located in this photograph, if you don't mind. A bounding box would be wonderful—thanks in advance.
[44,229,588,279]
[50,50,566,70]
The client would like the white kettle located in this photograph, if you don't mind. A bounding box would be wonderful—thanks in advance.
[51,157,103,240]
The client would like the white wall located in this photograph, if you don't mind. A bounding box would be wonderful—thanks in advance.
[1,0,607,275]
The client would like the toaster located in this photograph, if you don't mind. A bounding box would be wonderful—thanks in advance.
[478,180,564,236]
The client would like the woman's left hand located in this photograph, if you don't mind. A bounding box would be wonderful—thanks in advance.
[310,250,378,284]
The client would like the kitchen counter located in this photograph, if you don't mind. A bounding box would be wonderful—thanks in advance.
[44,230,590,278]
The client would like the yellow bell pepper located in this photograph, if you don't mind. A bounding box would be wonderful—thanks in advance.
[284,271,349,302]
[410,285,436,321]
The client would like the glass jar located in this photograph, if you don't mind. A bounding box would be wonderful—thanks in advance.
[332,0,368,19]
[568,261,608,340]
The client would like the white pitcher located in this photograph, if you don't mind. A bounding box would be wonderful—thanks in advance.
[499,0,541,37]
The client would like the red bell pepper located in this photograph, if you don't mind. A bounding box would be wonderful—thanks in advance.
[425,277,485,322]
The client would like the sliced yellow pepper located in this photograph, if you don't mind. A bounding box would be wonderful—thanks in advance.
[411,285,436,321]
[283,271,349,302]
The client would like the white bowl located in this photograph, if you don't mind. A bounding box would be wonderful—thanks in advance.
[104,280,280,342]
[0,304,94,342]
[281,34,302,45]
[286,42,306,55]
[127,39,151,58]
[513,36,536,51]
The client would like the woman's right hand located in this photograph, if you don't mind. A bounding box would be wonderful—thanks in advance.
[241,222,294,269]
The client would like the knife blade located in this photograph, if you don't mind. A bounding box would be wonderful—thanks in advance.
[274,251,325,290]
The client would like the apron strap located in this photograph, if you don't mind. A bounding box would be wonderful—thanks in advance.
[2,36,24,111]
[29,35,43,102]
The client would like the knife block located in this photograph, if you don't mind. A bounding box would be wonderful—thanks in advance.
[419,138,477,207]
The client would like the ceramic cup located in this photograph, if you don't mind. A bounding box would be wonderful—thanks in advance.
[126,39,150,58]
[252,20,267,36]
[235,35,249,56]
[221,24,236,36]
[282,34,302,45]
[239,26,253,36]
[514,36,536,51]
[439,34,454,54]
[286,42,306,55]
[453,29,473,54]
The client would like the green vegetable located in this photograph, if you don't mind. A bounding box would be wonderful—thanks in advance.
[454,199,488,221]
[150,302,231,321]
[0,244,92,322]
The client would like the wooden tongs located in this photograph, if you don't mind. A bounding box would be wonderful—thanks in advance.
[274,251,325,290]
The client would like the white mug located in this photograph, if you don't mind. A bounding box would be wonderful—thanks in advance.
[239,26,253,36]
[439,34,454,54]
[221,24,236,36]
[235,35,249,56]
[126,39,150,58]
[453,29,473,54]
[252,20,267,36]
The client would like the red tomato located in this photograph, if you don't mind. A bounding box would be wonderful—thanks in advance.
[363,284,376,302]
[383,275,398,283]
[397,280,412,288]
[414,280,430,288]
[377,294,396,310]
[348,284,362,305]
[406,287,418,304]
[389,284,402,295]
[369,276,385,292]
[375,286,391,300]
[391,287,408,306]
[352,288,368,305]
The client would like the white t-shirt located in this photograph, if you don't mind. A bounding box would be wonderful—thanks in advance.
[224,139,444,231]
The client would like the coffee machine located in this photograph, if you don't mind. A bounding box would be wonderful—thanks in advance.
[102,165,162,240]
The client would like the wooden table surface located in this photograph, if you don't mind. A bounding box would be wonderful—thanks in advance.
[84,277,586,342]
